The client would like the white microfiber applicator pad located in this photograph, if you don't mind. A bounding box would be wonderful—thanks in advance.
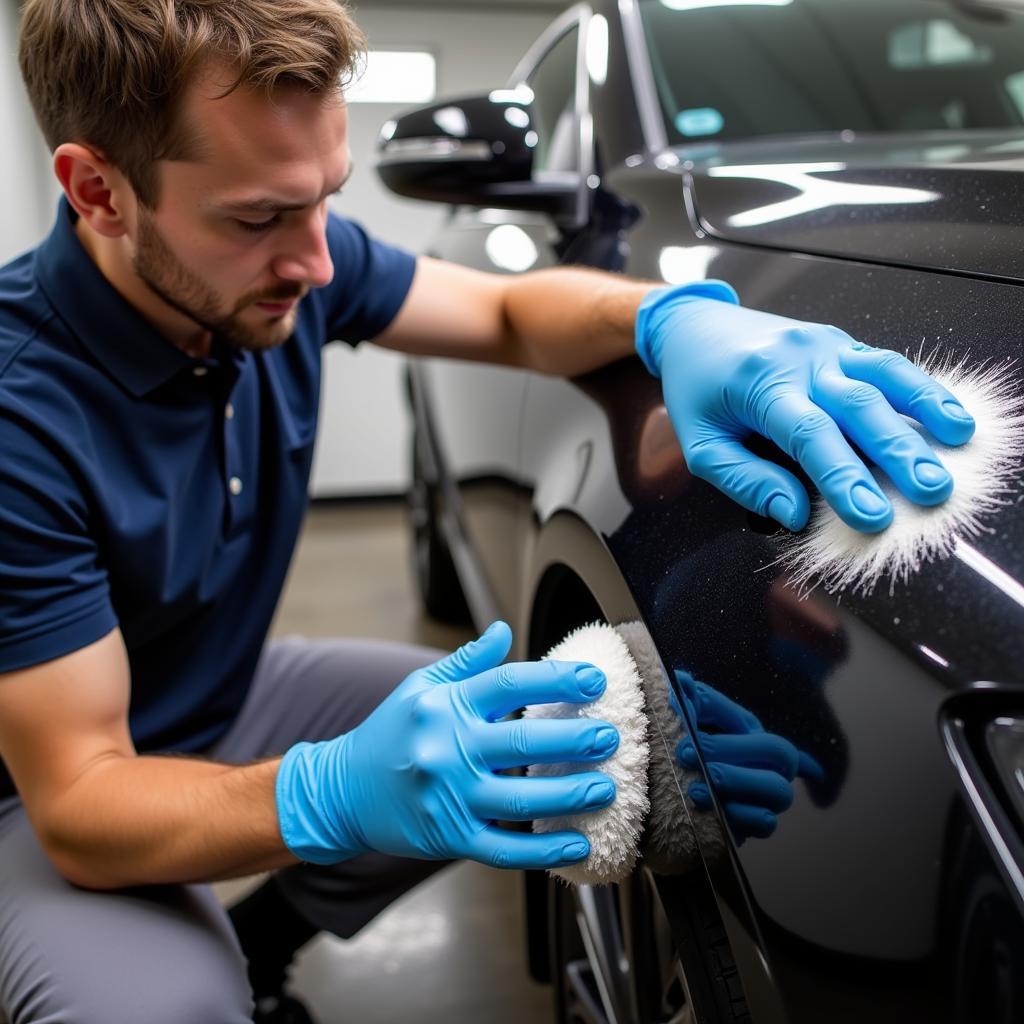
[615,621,726,874]
[525,623,650,885]
[780,357,1024,595]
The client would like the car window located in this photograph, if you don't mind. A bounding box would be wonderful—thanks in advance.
[525,25,580,173]
[639,0,1024,144]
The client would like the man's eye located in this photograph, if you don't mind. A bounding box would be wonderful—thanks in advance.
[235,217,279,234]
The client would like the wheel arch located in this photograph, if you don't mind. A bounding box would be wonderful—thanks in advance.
[519,510,643,984]
[519,510,645,661]
[516,510,764,1023]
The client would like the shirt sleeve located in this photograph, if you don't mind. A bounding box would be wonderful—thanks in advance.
[0,407,117,673]
[315,212,418,347]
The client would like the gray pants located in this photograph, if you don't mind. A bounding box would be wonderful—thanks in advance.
[0,635,450,1023]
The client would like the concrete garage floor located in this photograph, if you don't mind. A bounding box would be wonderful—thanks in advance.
[220,500,554,1024]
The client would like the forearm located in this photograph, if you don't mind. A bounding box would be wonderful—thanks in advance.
[502,267,657,377]
[41,753,298,889]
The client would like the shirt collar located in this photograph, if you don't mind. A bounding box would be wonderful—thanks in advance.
[35,197,195,397]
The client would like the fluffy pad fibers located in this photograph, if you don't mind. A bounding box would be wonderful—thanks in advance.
[779,356,1024,596]
[525,623,650,885]
[616,621,726,875]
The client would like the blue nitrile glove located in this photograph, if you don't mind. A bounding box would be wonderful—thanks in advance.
[275,621,620,869]
[673,669,822,842]
[635,283,976,532]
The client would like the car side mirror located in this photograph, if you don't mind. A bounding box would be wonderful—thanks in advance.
[375,92,579,219]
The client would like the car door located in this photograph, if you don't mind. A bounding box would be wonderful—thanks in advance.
[418,8,587,625]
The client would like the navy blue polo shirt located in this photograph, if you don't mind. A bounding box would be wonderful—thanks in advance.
[0,197,416,801]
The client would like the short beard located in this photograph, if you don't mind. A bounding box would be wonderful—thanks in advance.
[131,206,301,352]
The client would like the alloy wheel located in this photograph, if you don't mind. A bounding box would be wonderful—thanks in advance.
[557,869,698,1024]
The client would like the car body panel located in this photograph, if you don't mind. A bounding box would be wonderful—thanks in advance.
[686,131,1024,283]
[385,0,1024,1018]
[527,207,1024,1017]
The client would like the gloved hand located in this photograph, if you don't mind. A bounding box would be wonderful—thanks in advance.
[635,283,976,532]
[673,669,822,842]
[275,621,620,869]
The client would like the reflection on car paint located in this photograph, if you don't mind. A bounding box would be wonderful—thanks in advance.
[389,0,1024,1016]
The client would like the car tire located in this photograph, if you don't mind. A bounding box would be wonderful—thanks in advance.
[549,867,749,1024]
[408,431,471,625]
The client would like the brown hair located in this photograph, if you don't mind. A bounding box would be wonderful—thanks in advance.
[18,0,365,207]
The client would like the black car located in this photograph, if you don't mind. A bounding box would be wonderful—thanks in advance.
[376,1,1024,1020]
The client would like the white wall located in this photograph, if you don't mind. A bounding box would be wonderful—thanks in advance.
[313,3,561,496]
[0,0,61,262]
[0,3,562,495]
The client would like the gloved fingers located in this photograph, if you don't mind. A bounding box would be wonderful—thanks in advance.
[469,826,592,871]
[420,621,513,685]
[681,677,763,734]
[678,730,799,778]
[682,434,810,531]
[688,784,781,837]
[838,345,976,447]
[726,803,779,840]
[758,390,893,533]
[459,658,606,723]
[812,372,952,506]
[478,717,619,770]
[687,781,714,809]
[671,668,700,724]
[798,750,826,783]
[471,771,616,822]
[703,762,794,812]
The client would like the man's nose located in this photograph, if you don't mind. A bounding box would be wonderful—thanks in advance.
[272,211,335,289]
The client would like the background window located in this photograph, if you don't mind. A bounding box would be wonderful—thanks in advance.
[347,50,437,104]
[641,0,1024,144]
[525,26,580,174]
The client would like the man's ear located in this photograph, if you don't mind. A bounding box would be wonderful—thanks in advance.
[53,143,134,239]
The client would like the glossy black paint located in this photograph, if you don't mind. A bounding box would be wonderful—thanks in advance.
[380,1,1024,1019]
[686,131,1024,283]
[377,94,578,217]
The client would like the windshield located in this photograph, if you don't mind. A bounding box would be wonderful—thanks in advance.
[639,0,1024,145]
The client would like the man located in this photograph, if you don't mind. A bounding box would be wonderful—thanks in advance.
[0,1,975,1022]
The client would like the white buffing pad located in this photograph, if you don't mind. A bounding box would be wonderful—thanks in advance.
[615,621,726,874]
[780,357,1024,595]
[525,622,650,885]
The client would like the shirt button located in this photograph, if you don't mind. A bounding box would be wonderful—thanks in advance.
[193,366,209,378]
[229,477,243,496]
[225,403,235,420]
